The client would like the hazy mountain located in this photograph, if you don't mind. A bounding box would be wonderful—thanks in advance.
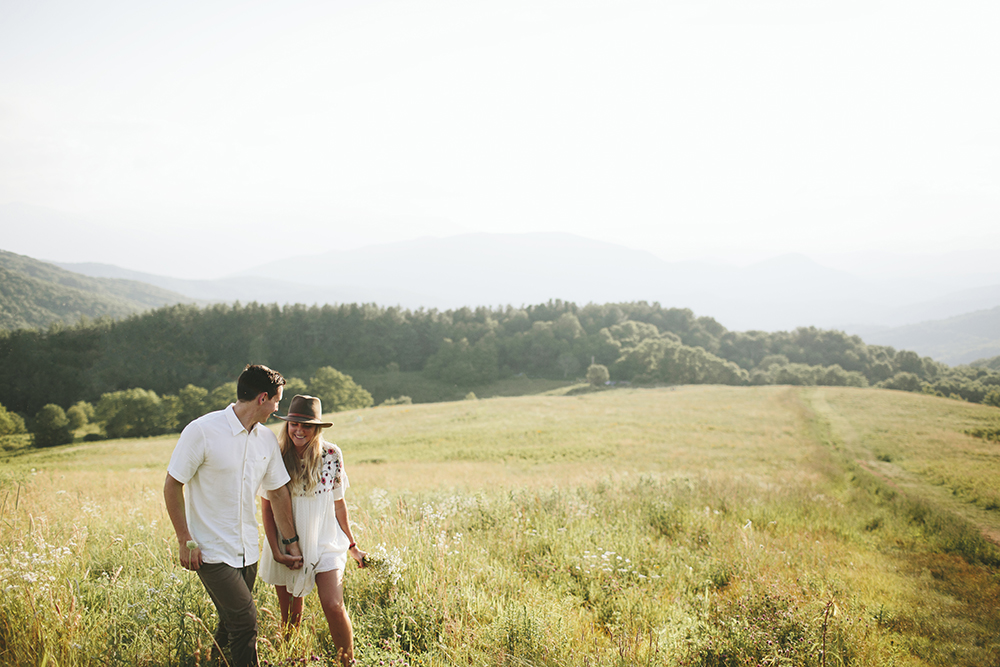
[50,232,1000,335]
[0,249,194,330]
[51,262,434,308]
[847,306,1000,366]
[971,355,1000,371]
[236,233,1000,332]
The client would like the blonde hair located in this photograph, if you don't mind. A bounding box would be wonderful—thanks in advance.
[277,422,324,494]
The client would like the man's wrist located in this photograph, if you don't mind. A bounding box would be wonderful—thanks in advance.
[281,534,299,545]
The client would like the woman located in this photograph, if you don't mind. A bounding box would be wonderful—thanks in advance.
[260,394,366,666]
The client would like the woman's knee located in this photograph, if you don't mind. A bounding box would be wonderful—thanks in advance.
[322,597,347,618]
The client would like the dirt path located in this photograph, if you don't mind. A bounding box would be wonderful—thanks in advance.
[806,388,1000,549]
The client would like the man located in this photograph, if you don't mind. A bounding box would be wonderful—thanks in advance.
[164,364,303,667]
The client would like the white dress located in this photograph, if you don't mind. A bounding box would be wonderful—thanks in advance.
[259,441,350,598]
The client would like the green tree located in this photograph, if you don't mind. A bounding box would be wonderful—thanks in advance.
[96,388,171,439]
[757,355,789,371]
[283,377,309,399]
[605,320,664,348]
[308,367,373,412]
[159,393,181,433]
[984,387,1000,408]
[66,402,91,430]
[881,372,923,393]
[0,402,27,436]
[33,404,73,447]
[205,382,238,412]
[424,335,500,386]
[586,363,610,386]
[556,352,581,378]
[176,384,209,427]
[894,350,925,377]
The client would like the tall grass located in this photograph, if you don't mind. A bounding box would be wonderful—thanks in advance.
[2,386,1000,665]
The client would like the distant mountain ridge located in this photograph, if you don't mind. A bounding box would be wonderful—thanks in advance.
[0,249,194,330]
[5,231,998,364]
[848,306,1000,366]
[233,232,1000,332]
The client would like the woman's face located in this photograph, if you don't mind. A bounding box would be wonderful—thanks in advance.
[287,421,317,448]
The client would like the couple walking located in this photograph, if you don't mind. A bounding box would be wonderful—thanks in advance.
[164,364,365,667]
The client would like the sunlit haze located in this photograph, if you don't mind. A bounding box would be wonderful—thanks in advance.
[2,0,999,279]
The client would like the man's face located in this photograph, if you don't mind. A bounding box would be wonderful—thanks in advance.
[256,385,284,424]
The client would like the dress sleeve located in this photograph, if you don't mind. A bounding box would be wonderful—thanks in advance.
[327,445,349,501]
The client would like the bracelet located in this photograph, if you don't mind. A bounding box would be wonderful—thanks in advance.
[281,535,299,545]
[349,542,357,549]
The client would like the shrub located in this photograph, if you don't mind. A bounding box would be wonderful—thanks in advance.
[66,404,89,430]
[96,388,173,439]
[33,404,73,448]
[586,363,610,386]
[0,402,27,436]
[67,400,95,430]
[380,395,413,406]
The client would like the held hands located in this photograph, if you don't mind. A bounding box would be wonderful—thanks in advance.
[276,541,304,570]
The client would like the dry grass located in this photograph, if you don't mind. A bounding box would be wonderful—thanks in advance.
[2,386,1000,666]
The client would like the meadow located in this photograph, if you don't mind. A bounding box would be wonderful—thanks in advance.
[3,385,1000,666]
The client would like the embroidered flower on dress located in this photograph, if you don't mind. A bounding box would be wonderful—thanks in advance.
[314,445,344,496]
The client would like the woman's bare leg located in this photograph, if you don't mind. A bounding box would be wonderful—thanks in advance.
[275,585,304,629]
[315,569,353,666]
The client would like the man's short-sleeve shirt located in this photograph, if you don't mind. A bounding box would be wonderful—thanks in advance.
[167,404,290,567]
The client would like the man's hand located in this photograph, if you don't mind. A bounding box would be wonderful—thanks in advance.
[179,541,203,571]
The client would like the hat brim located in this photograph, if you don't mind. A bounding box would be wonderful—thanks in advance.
[276,415,334,428]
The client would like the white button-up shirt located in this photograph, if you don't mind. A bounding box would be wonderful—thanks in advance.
[167,404,290,568]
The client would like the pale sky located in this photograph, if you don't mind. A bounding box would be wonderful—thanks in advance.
[1,0,999,279]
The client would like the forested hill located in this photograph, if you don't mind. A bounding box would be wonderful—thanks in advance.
[0,250,194,330]
[2,300,998,417]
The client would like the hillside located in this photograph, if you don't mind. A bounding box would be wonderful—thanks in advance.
[850,305,1000,366]
[972,355,1000,371]
[0,249,195,330]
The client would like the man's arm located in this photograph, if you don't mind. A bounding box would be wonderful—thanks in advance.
[261,496,304,569]
[266,484,303,569]
[163,473,202,571]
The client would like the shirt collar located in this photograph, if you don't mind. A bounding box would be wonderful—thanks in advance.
[224,403,257,436]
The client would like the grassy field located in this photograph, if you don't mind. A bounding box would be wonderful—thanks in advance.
[3,385,1000,666]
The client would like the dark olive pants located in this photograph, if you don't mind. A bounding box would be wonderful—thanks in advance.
[197,562,259,667]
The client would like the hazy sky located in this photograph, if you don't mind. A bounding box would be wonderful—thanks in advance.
[2,0,999,279]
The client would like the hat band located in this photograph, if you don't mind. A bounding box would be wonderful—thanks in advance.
[287,412,321,420]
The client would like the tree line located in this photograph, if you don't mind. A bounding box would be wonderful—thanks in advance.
[2,366,373,447]
[1,300,998,443]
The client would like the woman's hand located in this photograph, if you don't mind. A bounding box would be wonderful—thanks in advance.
[350,544,367,568]
[274,549,304,570]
